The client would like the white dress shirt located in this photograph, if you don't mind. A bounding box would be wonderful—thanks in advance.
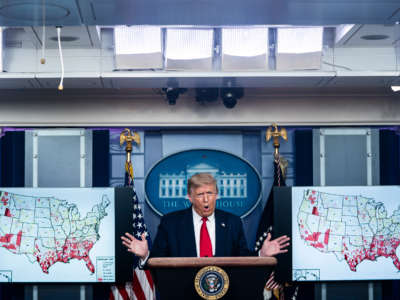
[192,208,216,257]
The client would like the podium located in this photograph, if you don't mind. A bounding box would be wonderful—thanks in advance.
[148,257,277,300]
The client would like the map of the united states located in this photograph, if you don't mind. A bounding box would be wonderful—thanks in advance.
[0,191,110,274]
[298,189,400,272]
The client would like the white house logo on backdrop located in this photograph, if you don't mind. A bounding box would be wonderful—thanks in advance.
[145,149,261,218]
[159,163,247,199]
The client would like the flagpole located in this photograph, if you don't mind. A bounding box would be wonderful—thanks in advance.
[111,130,155,300]
[263,123,292,300]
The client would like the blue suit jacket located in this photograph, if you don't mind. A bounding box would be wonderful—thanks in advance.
[151,207,252,257]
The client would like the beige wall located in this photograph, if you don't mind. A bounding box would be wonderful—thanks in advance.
[0,89,398,127]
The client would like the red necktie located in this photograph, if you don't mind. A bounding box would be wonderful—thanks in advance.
[200,217,213,257]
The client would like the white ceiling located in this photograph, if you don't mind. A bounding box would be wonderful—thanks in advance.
[0,0,398,90]
[336,25,400,47]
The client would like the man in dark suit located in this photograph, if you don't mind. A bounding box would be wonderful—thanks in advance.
[122,173,289,259]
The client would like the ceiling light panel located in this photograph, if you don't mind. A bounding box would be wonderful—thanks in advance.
[277,27,323,54]
[114,26,162,69]
[165,28,214,70]
[115,26,161,55]
[221,27,269,71]
[276,27,323,71]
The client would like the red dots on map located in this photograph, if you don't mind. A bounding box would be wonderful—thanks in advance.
[2,244,16,250]
[340,235,400,272]
[0,233,13,243]
[0,233,17,251]
[4,208,11,217]
[305,232,321,242]
[302,225,333,251]
[33,237,96,274]
[312,206,319,216]
[324,229,330,245]
[308,195,316,204]
[1,196,8,206]
[16,231,22,247]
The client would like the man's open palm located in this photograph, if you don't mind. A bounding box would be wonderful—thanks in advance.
[260,233,290,257]
[121,232,149,259]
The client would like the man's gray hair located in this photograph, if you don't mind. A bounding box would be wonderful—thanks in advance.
[187,173,218,194]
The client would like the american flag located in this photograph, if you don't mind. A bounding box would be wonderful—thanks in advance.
[256,154,286,300]
[110,159,156,300]
[255,154,285,251]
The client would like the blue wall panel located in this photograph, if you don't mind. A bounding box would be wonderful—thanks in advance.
[110,128,296,253]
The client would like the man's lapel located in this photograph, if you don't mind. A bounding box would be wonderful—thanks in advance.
[215,210,228,256]
[180,207,197,257]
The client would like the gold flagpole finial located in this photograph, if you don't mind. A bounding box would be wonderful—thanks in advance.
[266,123,288,181]
[120,129,141,180]
[266,123,287,157]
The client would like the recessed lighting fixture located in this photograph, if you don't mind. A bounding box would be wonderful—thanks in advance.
[360,34,389,41]
[0,3,70,21]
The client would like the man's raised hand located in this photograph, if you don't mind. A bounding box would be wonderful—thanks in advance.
[260,233,290,257]
[121,232,149,259]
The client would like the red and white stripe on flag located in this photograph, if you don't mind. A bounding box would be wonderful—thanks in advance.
[110,269,155,300]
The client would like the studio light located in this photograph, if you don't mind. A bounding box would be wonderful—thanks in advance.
[220,87,244,109]
[195,88,219,104]
[162,87,187,105]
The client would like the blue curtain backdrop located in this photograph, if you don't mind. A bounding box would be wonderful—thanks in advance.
[294,129,313,186]
[0,131,25,300]
[92,130,112,300]
[0,131,25,187]
[294,129,315,300]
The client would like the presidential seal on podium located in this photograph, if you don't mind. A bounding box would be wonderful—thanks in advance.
[194,266,229,299]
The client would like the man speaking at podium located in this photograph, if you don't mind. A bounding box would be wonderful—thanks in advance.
[121,173,289,261]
